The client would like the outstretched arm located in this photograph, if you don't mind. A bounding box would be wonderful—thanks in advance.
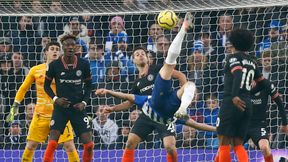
[95,89,135,103]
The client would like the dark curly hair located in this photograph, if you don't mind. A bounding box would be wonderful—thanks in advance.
[229,28,254,52]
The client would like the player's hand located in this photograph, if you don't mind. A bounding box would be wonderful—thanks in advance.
[280,125,288,134]
[95,89,109,96]
[55,97,71,108]
[103,106,115,114]
[232,96,246,112]
[6,102,19,123]
[73,102,86,111]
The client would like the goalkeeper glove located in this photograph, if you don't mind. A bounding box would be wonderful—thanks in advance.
[6,102,19,123]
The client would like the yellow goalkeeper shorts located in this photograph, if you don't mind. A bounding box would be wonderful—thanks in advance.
[27,113,74,143]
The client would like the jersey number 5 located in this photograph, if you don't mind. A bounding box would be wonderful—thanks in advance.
[240,68,255,91]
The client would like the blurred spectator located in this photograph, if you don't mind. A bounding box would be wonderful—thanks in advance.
[147,23,163,53]
[92,105,119,149]
[59,17,90,44]
[31,0,45,37]
[46,0,68,37]
[0,37,12,53]
[11,16,39,59]
[198,93,219,148]
[13,0,22,11]
[11,52,29,75]
[105,16,128,52]
[200,31,215,56]
[187,43,220,94]
[95,61,130,105]
[31,0,43,13]
[0,54,14,113]
[0,54,31,121]
[3,121,26,149]
[147,50,156,66]
[257,20,284,57]
[0,54,12,75]
[114,121,130,149]
[155,35,170,64]
[87,44,108,85]
[213,14,233,48]
[122,0,139,8]
[129,109,141,125]
[106,61,129,83]
[176,125,204,148]
[49,0,62,13]
[21,103,35,135]
[283,24,288,41]
[187,42,207,88]
[261,51,272,79]
[106,39,136,78]
[80,10,97,37]
[35,35,51,63]
[25,103,34,124]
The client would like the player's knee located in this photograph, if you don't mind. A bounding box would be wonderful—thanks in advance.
[125,139,138,149]
[218,135,231,145]
[49,130,61,141]
[164,144,176,155]
[80,132,93,144]
[26,140,39,150]
[63,140,76,152]
[233,138,243,146]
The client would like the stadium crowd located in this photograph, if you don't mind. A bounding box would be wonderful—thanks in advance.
[0,0,287,151]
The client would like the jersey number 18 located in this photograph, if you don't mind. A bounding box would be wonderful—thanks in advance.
[240,68,255,91]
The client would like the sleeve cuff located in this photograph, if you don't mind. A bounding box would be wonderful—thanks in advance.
[14,100,21,104]
[53,96,59,102]
[82,101,87,106]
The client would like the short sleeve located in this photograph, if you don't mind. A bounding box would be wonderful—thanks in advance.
[227,56,242,73]
[134,95,148,108]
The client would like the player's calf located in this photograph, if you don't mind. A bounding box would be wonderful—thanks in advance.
[63,140,77,152]
[125,133,141,149]
[122,133,141,162]
[163,136,177,162]
[49,129,61,141]
[258,139,271,156]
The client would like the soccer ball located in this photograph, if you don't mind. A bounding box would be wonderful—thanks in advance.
[157,10,178,30]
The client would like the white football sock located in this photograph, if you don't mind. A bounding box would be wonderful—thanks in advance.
[179,82,196,112]
[165,27,186,65]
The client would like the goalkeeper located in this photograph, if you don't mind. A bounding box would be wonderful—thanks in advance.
[6,42,79,162]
